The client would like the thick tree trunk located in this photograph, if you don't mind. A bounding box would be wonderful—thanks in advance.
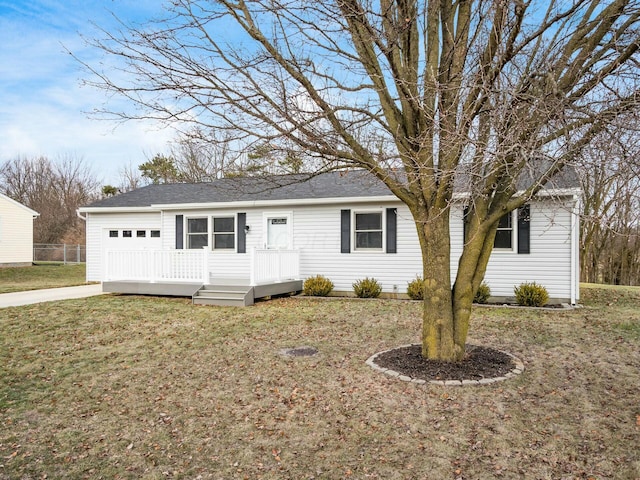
[416,203,498,362]
[418,210,466,361]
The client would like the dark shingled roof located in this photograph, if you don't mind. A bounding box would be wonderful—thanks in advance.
[86,170,392,208]
[85,168,580,209]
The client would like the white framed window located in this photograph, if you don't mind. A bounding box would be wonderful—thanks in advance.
[494,211,516,251]
[187,217,208,249]
[353,210,384,251]
[212,216,235,250]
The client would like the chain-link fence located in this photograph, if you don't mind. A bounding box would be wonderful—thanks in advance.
[33,244,86,263]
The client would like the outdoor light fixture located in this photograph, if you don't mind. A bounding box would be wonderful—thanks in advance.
[244,225,250,233]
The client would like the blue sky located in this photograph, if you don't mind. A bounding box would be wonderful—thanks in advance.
[0,0,174,184]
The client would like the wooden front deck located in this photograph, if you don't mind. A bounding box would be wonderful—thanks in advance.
[102,279,303,307]
[102,247,303,306]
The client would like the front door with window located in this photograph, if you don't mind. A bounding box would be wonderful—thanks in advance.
[266,216,290,249]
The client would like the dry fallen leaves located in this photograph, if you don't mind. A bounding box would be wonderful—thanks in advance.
[0,290,639,479]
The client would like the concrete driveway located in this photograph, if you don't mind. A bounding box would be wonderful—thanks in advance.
[0,284,106,308]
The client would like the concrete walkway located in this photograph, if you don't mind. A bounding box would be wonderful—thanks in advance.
[0,284,106,308]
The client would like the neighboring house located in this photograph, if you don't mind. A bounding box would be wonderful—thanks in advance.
[0,193,39,267]
[78,170,581,306]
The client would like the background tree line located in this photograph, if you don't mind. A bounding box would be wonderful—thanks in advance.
[579,117,640,286]
[0,155,100,245]
[101,133,309,195]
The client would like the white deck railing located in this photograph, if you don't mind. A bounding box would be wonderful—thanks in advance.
[104,247,299,285]
[104,248,208,283]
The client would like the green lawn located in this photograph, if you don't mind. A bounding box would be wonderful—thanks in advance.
[0,285,638,479]
[0,263,88,294]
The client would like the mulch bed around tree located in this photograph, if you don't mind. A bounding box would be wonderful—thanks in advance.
[373,344,515,382]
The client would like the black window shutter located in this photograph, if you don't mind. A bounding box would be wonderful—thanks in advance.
[463,206,469,244]
[175,215,184,249]
[517,205,530,254]
[340,209,351,253]
[237,213,246,253]
[386,208,397,253]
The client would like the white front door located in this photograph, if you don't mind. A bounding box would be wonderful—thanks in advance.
[266,216,290,249]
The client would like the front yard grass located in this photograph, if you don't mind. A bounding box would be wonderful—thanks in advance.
[0,285,638,479]
[0,263,87,294]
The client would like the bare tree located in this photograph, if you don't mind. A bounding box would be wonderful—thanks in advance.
[105,161,147,194]
[82,0,640,361]
[579,117,640,285]
[169,129,250,181]
[167,130,308,180]
[0,155,100,244]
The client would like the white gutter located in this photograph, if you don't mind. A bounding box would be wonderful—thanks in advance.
[452,187,582,200]
[152,195,399,211]
[78,206,161,214]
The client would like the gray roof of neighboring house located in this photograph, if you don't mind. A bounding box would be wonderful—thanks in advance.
[85,167,580,209]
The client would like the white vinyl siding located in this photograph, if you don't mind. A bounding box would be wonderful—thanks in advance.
[296,200,576,301]
[451,199,575,300]
[0,195,37,265]
[292,203,419,292]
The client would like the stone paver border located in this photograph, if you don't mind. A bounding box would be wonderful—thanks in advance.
[365,343,524,386]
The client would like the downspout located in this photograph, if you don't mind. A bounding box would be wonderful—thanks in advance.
[575,194,581,303]
[570,195,579,304]
[76,210,89,282]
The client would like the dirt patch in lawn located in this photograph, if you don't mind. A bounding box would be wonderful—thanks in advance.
[373,344,515,381]
[280,346,319,357]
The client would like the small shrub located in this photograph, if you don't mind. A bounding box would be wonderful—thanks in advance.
[406,276,425,300]
[514,282,549,307]
[303,275,334,296]
[353,277,382,298]
[474,282,491,304]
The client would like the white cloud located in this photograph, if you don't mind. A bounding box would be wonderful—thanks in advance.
[0,0,174,184]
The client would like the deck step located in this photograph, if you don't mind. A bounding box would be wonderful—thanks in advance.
[198,289,247,298]
[193,296,249,307]
[192,285,254,307]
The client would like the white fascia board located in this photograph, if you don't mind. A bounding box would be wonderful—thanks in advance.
[530,187,582,199]
[77,206,161,214]
[151,195,400,211]
[452,188,582,201]
[0,193,39,217]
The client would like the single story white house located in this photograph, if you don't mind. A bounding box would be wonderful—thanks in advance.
[0,193,39,267]
[78,170,581,306]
